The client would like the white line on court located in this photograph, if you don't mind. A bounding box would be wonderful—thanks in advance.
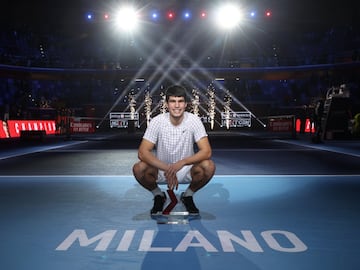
[275,139,360,158]
[0,141,88,160]
[212,149,313,152]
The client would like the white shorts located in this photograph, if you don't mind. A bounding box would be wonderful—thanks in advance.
[157,165,193,184]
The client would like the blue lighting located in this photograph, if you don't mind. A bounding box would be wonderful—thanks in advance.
[183,11,191,20]
[151,11,159,20]
[86,13,93,20]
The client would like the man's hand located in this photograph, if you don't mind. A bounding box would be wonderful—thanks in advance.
[164,164,179,190]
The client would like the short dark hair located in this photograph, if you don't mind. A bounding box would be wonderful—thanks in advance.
[165,85,188,102]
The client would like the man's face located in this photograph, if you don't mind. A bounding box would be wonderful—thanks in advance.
[166,96,187,119]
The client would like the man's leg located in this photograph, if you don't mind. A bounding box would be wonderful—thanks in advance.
[132,161,158,191]
[133,161,166,214]
[181,159,216,214]
[189,159,216,192]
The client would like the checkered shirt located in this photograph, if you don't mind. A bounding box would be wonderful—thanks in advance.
[143,112,208,164]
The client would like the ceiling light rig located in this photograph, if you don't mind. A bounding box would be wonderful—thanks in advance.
[85,3,274,33]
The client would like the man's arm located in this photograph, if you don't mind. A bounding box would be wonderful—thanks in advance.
[180,136,212,166]
[137,138,169,172]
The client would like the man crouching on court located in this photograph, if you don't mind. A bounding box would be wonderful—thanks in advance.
[133,85,216,215]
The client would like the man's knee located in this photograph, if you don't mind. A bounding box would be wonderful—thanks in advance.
[132,161,141,176]
[202,159,216,176]
[133,161,158,180]
[192,159,215,179]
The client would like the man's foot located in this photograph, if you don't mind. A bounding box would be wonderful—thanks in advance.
[181,192,199,215]
[150,192,166,215]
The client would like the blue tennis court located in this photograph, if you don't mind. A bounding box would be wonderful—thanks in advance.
[0,132,359,269]
[1,175,359,270]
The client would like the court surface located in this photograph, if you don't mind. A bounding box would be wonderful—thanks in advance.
[1,131,359,270]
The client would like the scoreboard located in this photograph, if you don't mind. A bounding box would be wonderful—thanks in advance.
[110,112,139,128]
[221,111,251,128]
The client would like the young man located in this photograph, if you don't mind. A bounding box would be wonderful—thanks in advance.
[133,85,215,215]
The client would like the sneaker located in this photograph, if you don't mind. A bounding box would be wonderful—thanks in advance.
[150,192,166,215]
[181,192,199,215]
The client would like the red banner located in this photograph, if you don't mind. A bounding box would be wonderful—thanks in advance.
[0,121,9,138]
[7,120,56,138]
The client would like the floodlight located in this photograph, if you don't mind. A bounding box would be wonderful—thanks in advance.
[215,3,243,30]
[114,6,139,32]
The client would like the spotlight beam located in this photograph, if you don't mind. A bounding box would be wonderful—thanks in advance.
[96,85,130,128]
[226,92,267,127]
[99,3,255,128]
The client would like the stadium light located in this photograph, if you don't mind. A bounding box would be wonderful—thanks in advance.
[114,6,140,32]
[265,10,272,17]
[86,13,94,21]
[151,12,159,20]
[183,10,191,20]
[214,3,244,30]
[167,11,175,20]
[200,11,207,19]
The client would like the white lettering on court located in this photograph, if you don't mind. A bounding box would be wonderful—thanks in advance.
[174,230,218,252]
[116,230,136,251]
[139,230,172,252]
[261,230,308,252]
[55,229,308,253]
[217,230,264,252]
[55,229,116,251]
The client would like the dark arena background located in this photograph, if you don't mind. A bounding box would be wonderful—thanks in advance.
[0,1,360,270]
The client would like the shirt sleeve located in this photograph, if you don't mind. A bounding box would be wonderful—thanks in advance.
[192,114,208,143]
[143,115,160,144]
